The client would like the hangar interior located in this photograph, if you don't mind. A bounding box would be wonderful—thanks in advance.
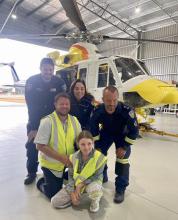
[0,0,178,220]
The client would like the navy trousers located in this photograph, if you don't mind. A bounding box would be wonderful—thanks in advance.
[25,140,38,176]
[95,131,131,193]
[39,167,64,199]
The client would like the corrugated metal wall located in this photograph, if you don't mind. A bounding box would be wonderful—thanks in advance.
[98,40,137,58]
[99,24,178,82]
[142,24,178,81]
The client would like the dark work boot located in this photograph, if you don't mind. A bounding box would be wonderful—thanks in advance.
[36,177,45,193]
[24,174,36,185]
[114,191,125,203]
[103,167,108,183]
[103,173,108,183]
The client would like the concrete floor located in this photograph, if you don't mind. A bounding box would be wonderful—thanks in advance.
[0,102,178,220]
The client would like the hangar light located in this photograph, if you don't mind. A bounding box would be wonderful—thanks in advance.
[11,14,17,20]
[135,7,140,13]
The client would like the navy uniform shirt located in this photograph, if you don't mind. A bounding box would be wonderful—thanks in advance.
[90,102,139,149]
[25,74,66,130]
[70,93,94,130]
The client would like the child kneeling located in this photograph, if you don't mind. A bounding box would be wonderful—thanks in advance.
[51,130,107,213]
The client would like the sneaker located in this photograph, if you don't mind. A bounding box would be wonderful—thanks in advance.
[24,174,36,185]
[90,200,100,213]
[114,191,125,204]
[54,202,71,209]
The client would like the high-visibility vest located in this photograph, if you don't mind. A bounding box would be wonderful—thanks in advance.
[39,111,80,172]
[70,150,107,186]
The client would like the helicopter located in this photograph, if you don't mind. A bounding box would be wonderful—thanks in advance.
[1,0,178,107]
[47,41,178,108]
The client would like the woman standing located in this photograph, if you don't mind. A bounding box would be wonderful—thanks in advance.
[70,79,94,130]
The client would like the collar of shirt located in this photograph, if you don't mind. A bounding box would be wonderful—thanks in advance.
[61,118,68,134]
[77,149,95,173]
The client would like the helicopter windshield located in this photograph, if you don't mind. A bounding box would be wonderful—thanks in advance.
[115,57,147,83]
[138,60,151,75]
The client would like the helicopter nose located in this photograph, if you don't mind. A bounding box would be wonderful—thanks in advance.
[129,78,178,105]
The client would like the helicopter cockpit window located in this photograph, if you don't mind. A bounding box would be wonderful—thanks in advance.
[138,60,150,75]
[115,58,145,83]
[56,65,78,92]
[79,68,87,82]
[97,63,108,88]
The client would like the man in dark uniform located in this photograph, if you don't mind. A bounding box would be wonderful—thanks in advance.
[90,86,138,203]
[24,57,66,185]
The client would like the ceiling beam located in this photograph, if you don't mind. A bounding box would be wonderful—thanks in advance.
[26,0,52,17]
[46,20,70,44]
[88,1,178,35]
[0,0,6,5]
[152,0,177,24]
[40,8,63,23]
[107,12,178,37]
[0,0,20,34]
[77,0,138,38]
[82,0,152,27]
[15,0,25,7]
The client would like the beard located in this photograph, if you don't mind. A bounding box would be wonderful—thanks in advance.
[56,109,69,117]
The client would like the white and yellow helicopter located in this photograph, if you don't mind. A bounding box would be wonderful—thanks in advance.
[48,41,178,109]
[47,41,178,139]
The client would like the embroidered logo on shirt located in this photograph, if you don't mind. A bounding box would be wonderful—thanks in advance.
[50,88,56,92]
[129,110,135,118]
[134,121,138,127]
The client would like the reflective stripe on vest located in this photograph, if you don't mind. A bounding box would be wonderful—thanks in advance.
[70,150,107,186]
[39,112,80,171]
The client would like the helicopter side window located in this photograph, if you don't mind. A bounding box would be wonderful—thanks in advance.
[109,68,116,86]
[56,65,78,92]
[78,68,87,82]
[97,63,108,88]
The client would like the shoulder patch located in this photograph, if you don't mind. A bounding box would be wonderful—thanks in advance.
[134,121,138,127]
[129,110,135,118]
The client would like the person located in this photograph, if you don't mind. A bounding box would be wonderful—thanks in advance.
[90,86,138,204]
[70,79,94,130]
[34,93,81,199]
[24,58,66,185]
[51,130,107,213]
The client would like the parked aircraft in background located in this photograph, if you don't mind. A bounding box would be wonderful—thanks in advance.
[0,63,25,103]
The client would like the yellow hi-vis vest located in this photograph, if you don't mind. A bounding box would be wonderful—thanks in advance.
[39,111,80,172]
[69,150,107,187]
